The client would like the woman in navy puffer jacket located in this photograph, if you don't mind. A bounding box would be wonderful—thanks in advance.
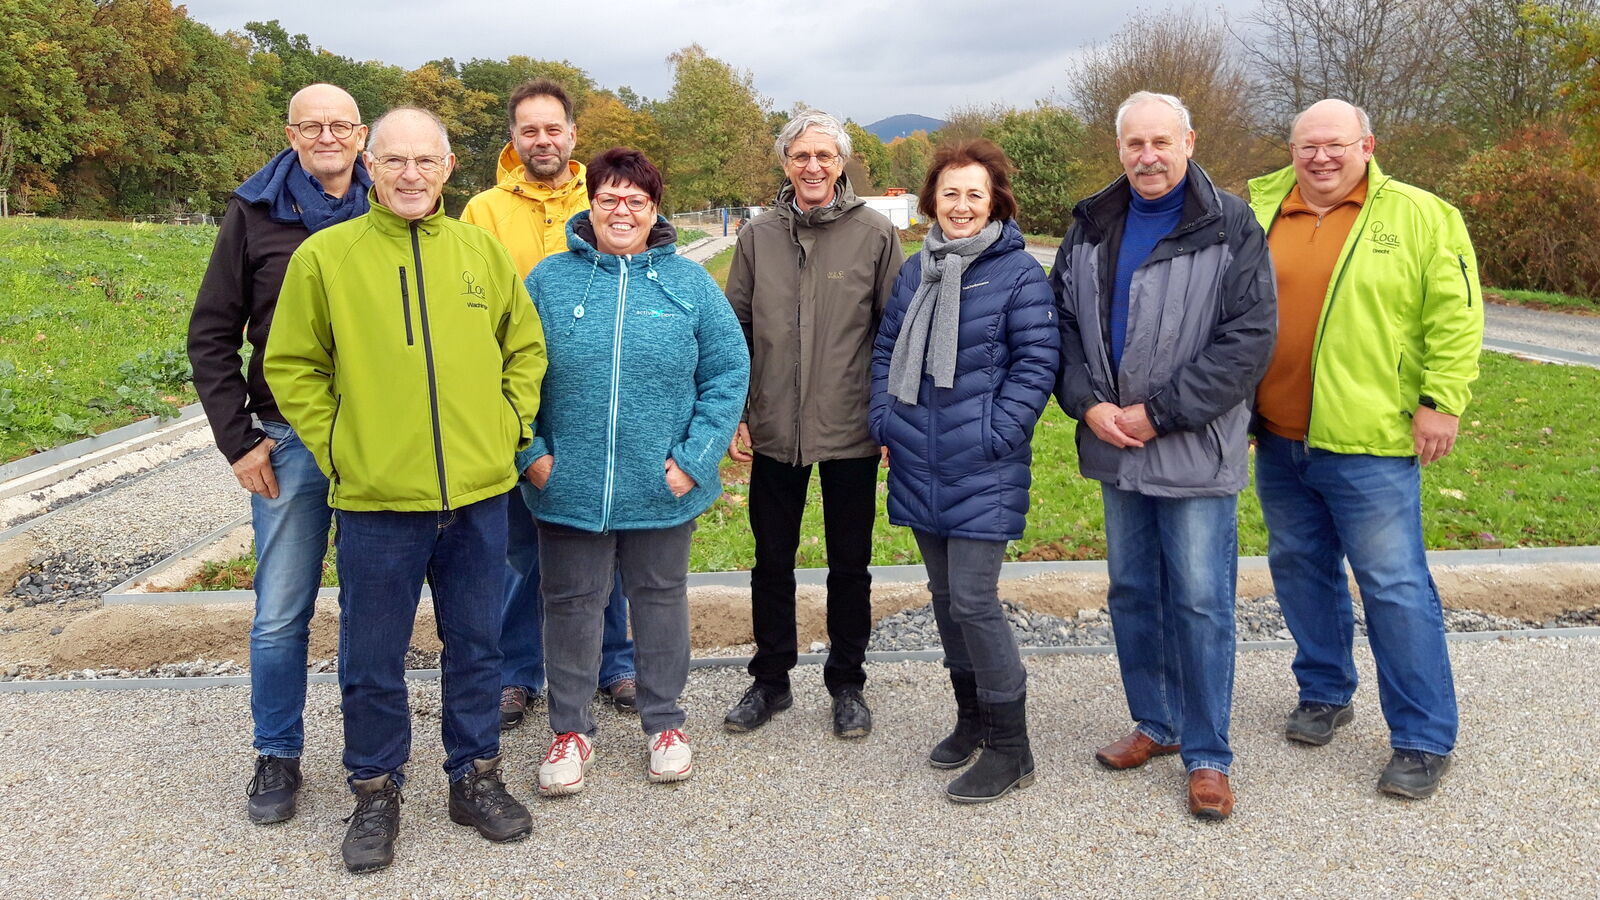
[869,139,1060,804]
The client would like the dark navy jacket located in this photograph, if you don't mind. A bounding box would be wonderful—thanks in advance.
[869,220,1061,541]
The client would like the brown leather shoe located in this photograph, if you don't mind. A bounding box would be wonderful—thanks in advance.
[1094,731,1181,770]
[1187,769,1234,821]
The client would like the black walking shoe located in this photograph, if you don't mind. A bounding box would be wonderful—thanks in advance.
[1285,701,1355,746]
[341,775,402,874]
[605,678,639,714]
[448,756,532,843]
[1377,749,1452,800]
[723,683,793,733]
[929,672,983,769]
[947,695,1035,804]
[246,754,302,824]
[831,687,873,739]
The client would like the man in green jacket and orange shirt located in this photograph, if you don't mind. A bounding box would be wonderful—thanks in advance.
[1248,99,1484,801]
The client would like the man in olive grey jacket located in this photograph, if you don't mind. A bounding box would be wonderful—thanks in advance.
[723,109,902,740]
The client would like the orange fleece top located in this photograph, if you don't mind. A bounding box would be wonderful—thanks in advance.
[1257,180,1367,440]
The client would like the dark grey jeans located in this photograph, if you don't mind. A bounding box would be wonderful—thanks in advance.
[537,520,694,737]
[913,531,1026,704]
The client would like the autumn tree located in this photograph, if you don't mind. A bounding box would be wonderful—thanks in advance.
[1067,6,1265,192]
[575,92,666,166]
[987,105,1097,237]
[884,131,934,193]
[657,44,773,210]
[843,121,890,194]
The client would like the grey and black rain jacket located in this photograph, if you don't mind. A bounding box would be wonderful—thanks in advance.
[1050,163,1277,498]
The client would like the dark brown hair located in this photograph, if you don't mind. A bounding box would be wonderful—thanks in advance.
[507,78,574,127]
[918,138,1018,224]
[587,147,663,206]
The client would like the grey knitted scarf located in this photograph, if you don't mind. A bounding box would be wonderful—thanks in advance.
[887,219,1004,405]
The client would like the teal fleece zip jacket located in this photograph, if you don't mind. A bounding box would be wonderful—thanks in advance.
[517,212,749,531]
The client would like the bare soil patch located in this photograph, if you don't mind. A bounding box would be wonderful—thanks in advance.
[2,563,1597,675]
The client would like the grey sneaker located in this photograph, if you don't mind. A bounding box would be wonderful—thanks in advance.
[605,678,638,714]
[1285,701,1354,746]
[1377,749,1452,799]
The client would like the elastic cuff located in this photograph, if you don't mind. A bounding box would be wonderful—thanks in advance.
[1186,761,1232,777]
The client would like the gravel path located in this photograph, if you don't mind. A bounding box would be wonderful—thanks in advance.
[7,444,243,607]
[0,637,1595,898]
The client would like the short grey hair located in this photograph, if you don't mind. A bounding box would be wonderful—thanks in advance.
[368,106,452,156]
[774,109,852,161]
[1115,91,1193,138]
[1289,101,1374,139]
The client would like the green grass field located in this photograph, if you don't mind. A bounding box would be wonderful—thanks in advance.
[1489,287,1599,315]
[0,218,212,461]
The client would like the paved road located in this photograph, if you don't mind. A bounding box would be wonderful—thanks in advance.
[1023,242,1600,368]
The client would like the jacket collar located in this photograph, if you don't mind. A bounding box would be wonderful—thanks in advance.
[363,189,449,235]
[774,171,865,229]
[493,142,587,200]
[1073,162,1225,242]
[564,210,679,269]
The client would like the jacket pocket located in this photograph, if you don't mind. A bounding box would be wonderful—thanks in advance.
[981,392,998,461]
[327,395,343,485]
[398,267,414,346]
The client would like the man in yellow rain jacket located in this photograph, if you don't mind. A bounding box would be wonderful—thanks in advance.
[461,80,640,731]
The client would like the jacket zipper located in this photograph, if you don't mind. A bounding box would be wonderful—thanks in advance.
[410,221,451,510]
[927,388,940,513]
[792,262,804,465]
[327,394,343,486]
[600,260,629,531]
[1458,255,1473,307]
[398,267,414,345]
[1299,175,1389,446]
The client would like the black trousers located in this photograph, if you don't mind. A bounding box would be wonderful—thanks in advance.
[746,452,877,694]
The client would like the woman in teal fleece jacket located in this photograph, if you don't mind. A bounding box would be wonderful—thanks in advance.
[518,149,748,794]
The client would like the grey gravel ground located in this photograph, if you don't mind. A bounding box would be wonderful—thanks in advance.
[5,446,243,608]
[1,637,1596,899]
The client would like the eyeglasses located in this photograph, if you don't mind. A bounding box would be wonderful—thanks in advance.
[787,152,840,168]
[1290,138,1364,159]
[290,120,360,140]
[373,155,446,174]
[594,193,652,211]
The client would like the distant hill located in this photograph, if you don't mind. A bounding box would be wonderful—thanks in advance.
[864,114,945,142]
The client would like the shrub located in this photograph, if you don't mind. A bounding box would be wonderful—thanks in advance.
[1442,130,1600,299]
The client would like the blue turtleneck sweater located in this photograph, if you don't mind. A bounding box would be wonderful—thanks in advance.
[1110,177,1186,373]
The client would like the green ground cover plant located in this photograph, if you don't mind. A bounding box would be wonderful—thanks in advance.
[1488,288,1599,316]
[0,218,213,461]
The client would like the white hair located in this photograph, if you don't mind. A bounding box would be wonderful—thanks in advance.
[368,106,452,156]
[1115,91,1193,138]
[1290,101,1374,139]
[775,109,852,160]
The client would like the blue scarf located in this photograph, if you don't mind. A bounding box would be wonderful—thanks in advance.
[235,147,372,233]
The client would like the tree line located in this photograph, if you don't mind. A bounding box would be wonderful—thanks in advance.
[3,0,1599,295]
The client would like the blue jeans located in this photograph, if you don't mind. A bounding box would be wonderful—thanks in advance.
[501,484,635,693]
[335,492,508,786]
[1101,485,1238,775]
[248,421,331,758]
[1254,431,1458,756]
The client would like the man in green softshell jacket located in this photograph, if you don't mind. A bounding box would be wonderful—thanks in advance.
[265,106,546,874]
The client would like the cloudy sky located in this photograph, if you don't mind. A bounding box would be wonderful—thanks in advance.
[182,0,1259,125]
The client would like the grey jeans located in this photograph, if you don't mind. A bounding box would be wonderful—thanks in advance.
[537,520,694,736]
[913,531,1026,704]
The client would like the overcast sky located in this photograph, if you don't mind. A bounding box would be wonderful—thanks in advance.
[182,0,1259,125]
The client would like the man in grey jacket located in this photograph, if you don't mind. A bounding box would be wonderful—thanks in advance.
[1052,92,1275,820]
[723,109,902,739]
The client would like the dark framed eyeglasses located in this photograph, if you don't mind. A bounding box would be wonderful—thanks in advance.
[290,120,360,140]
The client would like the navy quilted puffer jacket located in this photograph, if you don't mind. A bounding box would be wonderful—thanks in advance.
[869,219,1061,541]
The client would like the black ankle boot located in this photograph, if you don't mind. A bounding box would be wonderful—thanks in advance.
[929,671,984,769]
[946,694,1035,803]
